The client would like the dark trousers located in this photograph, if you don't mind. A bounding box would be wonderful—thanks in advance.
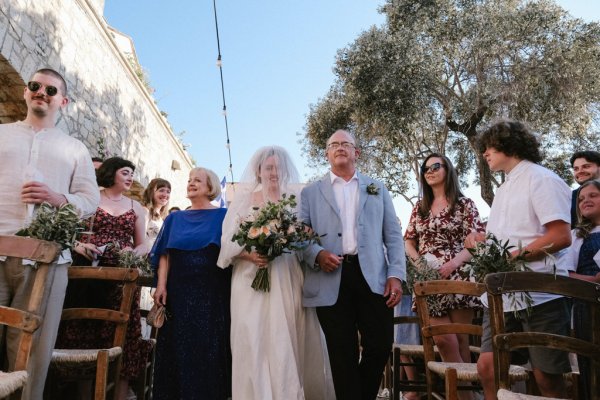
[316,256,393,400]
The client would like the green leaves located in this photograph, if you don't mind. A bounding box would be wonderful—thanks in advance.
[406,256,446,316]
[464,233,534,314]
[464,233,531,280]
[115,244,151,275]
[16,202,84,251]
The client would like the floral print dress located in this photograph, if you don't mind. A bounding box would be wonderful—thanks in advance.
[405,197,484,316]
[57,206,152,380]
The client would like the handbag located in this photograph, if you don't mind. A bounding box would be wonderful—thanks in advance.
[146,303,166,328]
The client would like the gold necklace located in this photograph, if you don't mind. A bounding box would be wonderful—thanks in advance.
[104,192,124,202]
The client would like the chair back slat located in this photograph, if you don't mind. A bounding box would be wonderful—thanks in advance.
[68,266,138,282]
[423,323,482,338]
[486,272,600,399]
[414,280,486,297]
[0,235,60,263]
[0,306,40,333]
[486,271,600,304]
[495,333,600,359]
[393,315,419,325]
[61,309,129,324]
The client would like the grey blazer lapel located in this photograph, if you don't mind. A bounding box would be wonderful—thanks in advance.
[318,174,341,218]
[357,173,368,214]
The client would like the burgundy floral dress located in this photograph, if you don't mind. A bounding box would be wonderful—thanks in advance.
[405,197,484,316]
[56,206,152,380]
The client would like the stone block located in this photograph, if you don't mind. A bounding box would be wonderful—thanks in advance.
[1,32,14,59]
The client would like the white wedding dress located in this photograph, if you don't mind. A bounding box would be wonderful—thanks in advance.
[218,188,334,400]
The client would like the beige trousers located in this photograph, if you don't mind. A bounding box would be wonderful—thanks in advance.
[0,257,68,400]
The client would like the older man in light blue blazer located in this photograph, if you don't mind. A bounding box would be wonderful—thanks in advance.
[300,129,406,400]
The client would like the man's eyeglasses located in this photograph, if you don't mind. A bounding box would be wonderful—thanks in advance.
[327,141,355,150]
[27,81,59,97]
[421,162,445,174]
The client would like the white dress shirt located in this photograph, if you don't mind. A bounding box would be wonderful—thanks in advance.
[485,160,571,309]
[330,170,359,255]
[0,121,100,262]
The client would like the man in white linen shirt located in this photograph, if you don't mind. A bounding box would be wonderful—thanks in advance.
[0,68,99,399]
[466,120,572,400]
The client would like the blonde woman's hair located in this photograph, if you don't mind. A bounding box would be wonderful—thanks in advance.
[190,167,221,201]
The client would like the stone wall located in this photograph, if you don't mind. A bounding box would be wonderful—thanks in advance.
[0,0,193,208]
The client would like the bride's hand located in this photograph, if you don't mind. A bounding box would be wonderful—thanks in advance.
[239,251,269,268]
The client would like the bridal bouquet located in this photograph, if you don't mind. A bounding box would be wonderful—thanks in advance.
[232,194,320,292]
[463,233,534,313]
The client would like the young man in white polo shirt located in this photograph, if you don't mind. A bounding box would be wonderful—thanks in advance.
[466,120,572,399]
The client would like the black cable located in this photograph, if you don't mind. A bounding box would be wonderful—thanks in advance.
[212,0,234,184]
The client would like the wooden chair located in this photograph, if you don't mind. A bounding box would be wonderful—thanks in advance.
[389,315,428,400]
[486,271,600,400]
[414,280,529,400]
[0,235,61,399]
[46,267,139,400]
[133,274,158,400]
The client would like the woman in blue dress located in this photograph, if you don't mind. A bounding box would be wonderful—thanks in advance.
[150,167,231,400]
[565,179,600,400]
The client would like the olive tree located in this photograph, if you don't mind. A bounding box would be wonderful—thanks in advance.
[304,0,600,204]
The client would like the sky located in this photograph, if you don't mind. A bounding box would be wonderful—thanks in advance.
[103,0,600,225]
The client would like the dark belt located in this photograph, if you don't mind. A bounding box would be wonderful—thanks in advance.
[342,254,359,264]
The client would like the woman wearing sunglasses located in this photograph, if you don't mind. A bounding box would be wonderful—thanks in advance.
[404,153,484,400]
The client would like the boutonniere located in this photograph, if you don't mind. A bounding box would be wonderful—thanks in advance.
[366,183,379,195]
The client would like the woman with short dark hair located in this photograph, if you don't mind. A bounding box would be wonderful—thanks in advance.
[56,156,151,400]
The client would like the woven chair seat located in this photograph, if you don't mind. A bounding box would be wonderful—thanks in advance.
[51,347,122,377]
[427,361,529,382]
[394,344,429,356]
[394,344,480,357]
[0,370,28,398]
[497,388,568,400]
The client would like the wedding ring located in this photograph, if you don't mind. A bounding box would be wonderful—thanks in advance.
[391,292,397,297]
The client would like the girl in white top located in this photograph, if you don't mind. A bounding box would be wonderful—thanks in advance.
[140,178,171,335]
[143,178,172,249]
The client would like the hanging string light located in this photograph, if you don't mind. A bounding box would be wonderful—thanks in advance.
[212,0,234,184]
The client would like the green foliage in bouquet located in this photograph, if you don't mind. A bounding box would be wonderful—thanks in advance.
[232,194,321,292]
[99,242,151,274]
[463,233,534,314]
[406,256,445,316]
[16,202,83,251]
[117,247,152,275]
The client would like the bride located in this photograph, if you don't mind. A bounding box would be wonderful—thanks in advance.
[217,146,334,400]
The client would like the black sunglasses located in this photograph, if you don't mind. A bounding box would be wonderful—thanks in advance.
[421,162,446,174]
[27,81,59,97]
